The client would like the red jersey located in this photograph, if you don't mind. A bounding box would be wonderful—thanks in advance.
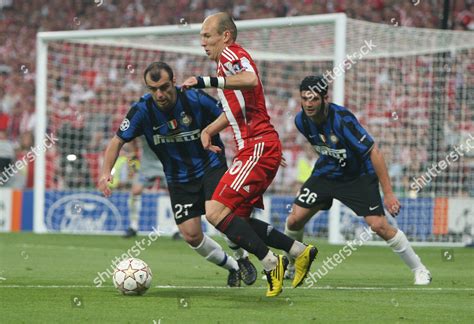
[216,43,279,150]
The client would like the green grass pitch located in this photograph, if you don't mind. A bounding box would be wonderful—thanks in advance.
[1,232,473,323]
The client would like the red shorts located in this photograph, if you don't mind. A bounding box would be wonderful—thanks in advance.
[212,140,282,218]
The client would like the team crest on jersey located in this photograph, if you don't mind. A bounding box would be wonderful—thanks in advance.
[120,118,130,131]
[167,119,178,130]
[180,114,192,127]
[319,134,326,143]
[329,133,339,144]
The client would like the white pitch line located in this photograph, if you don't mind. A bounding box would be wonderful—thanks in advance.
[11,243,119,252]
[0,284,472,291]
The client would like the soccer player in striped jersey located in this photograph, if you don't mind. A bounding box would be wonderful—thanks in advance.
[284,75,431,285]
[182,12,317,297]
[98,62,258,287]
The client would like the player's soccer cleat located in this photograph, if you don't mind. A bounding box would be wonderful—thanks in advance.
[123,228,137,238]
[292,244,318,288]
[237,257,257,285]
[264,255,288,297]
[227,269,241,287]
[414,268,432,285]
[284,263,295,280]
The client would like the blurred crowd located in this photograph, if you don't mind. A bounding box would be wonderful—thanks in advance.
[0,0,472,196]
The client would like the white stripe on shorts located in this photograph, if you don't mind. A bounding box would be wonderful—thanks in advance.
[230,142,265,192]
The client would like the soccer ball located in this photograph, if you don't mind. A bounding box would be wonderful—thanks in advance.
[113,258,152,295]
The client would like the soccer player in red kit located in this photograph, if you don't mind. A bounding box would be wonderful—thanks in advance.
[182,12,317,297]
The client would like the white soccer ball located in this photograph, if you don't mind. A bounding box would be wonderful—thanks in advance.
[113,258,152,295]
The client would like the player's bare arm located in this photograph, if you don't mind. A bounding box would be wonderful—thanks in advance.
[201,113,229,153]
[370,145,401,216]
[98,135,125,197]
[220,71,257,89]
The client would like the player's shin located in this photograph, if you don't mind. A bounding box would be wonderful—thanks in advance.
[190,234,239,271]
[249,218,305,257]
[128,194,141,231]
[216,213,277,271]
[222,235,248,259]
[387,229,426,272]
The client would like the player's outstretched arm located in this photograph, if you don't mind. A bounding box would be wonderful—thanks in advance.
[181,71,257,91]
[98,135,125,197]
[219,71,257,90]
[370,145,401,216]
[201,113,229,153]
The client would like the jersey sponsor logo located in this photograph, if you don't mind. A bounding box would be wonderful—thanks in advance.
[153,129,201,144]
[313,145,347,160]
[120,118,130,131]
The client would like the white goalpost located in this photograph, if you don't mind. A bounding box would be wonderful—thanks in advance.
[35,14,474,246]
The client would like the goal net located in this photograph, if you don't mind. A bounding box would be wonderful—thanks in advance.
[35,14,474,245]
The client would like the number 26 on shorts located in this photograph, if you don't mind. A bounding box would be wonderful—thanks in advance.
[297,188,318,205]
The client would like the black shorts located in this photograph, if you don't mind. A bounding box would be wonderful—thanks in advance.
[167,166,226,225]
[294,174,385,217]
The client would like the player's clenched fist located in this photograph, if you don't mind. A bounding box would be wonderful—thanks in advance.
[98,175,113,197]
[384,192,401,217]
[181,77,198,90]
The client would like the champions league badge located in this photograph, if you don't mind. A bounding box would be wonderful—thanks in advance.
[181,114,192,127]
[329,133,338,144]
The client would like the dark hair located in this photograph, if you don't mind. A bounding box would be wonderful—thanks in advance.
[143,62,174,84]
[216,12,238,41]
[299,75,328,96]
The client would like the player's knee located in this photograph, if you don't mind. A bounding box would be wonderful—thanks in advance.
[369,219,389,236]
[182,231,203,247]
[205,201,228,225]
[286,214,304,231]
[205,209,220,225]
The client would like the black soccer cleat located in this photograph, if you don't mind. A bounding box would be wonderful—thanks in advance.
[123,228,137,238]
[237,257,257,285]
[227,269,241,287]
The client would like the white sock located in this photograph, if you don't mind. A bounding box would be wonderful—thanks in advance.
[387,230,424,272]
[289,241,306,259]
[284,222,304,264]
[128,194,141,231]
[223,235,248,260]
[261,250,278,271]
[191,235,239,271]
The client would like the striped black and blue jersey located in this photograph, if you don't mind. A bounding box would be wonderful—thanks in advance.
[295,103,375,180]
[117,88,226,184]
